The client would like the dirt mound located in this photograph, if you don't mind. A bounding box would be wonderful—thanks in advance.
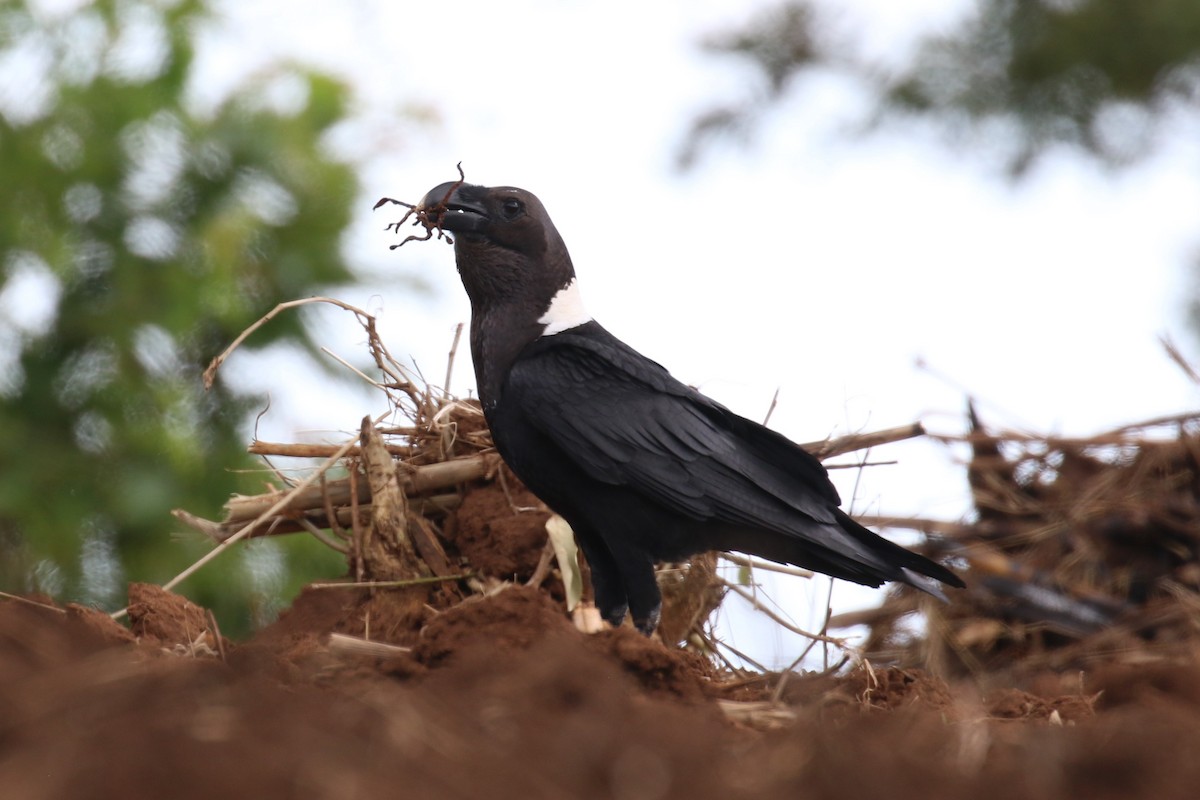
[6,587,1200,799]
[9,321,1200,797]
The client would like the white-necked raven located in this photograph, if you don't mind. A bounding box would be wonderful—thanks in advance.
[413,181,963,633]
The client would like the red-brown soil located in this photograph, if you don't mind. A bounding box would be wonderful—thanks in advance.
[4,577,1200,799]
[8,443,1200,800]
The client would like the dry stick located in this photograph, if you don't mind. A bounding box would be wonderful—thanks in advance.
[295,517,351,554]
[827,603,905,630]
[805,422,926,460]
[525,540,557,589]
[327,632,412,658]
[770,606,832,704]
[835,442,875,668]
[308,574,472,590]
[206,609,227,662]
[203,296,374,390]
[1106,410,1200,434]
[928,412,1200,449]
[853,514,970,538]
[762,387,780,426]
[248,441,411,458]
[720,579,847,647]
[0,591,67,614]
[827,460,898,470]
[719,552,813,580]
[349,463,364,583]
[177,493,462,543]
[701,631,746,675]
[245,423,923,463]
[202,293,426,414]
[1160,333,1200,385]
[322,472,349,546]
[223,455,494,523]
[716,700,797,729]
[321,346,388,391]
[232,423,909,533]
[444,322,464,401]
[165,434,360,588]
[112,434,363,620]
[713,636,771,674]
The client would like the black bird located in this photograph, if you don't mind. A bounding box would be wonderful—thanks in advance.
[416,181,963,633]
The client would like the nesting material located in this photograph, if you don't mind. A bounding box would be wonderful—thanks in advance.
[850,405,1200,679]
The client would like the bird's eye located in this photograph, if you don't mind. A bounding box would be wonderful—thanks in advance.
[501,198,524,219]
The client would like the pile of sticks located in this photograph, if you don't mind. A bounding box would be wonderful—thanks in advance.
[170,294,937,652]
[847,405,1200,678]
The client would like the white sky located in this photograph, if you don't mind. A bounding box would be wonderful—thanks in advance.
[187,0,1200,666]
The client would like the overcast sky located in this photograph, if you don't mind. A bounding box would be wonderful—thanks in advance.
[192,0,1200,665]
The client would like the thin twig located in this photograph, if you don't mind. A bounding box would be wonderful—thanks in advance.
[0,591,67,614]
[295,517,351,554]
[203,296,377,390]
[164,432,358,587]
[853,514,970,538]
[714,636,771,673]
[308,573,473,590]
[322,472,350,544]
[223,454,494,524]
[444,322,464,401]
[248,441,409,458]
[720,579,848,647]
[321,347,388,390]
[327,632,412,658]
[802,422,926,460]
[771,627,824,704]
[206,609,227,662]
[113,431,366,620]
[826,459,897,469]
[1160,333,1200,385]
[697,629,746,674]
[525,539,556,589]
[719,553,814,580]
[762,387,780,426]
[349,462,364,583]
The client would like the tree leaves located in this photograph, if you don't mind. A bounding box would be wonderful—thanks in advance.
[0,0,355,629]
[682,0,1200,174]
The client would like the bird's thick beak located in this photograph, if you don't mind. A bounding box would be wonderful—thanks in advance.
[418,182,488,234]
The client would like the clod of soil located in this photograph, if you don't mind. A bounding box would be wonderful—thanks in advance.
[451,478,551,581]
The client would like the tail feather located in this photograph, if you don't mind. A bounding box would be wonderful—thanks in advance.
[901,567,952,602]
[831,510,964,596]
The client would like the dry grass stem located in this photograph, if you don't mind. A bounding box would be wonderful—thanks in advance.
[858,404,1200,680]
[327,633,413,658]
[720,579,849,648]
[160,435,362,590]
[0,591,67,614]
[308,574,472,590]
[720,553,814,579]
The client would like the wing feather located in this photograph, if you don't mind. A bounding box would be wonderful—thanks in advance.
[505,331,840,532]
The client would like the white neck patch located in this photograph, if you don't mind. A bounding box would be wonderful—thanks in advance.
[538,278,592,336]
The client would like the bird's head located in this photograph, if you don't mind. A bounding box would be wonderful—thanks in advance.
[417,182,577,313]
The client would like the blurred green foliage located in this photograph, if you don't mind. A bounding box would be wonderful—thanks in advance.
[684,0,1200,174]
[0,0,355,631]
[885,0,1200,174]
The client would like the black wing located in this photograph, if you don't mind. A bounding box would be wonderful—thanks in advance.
[505,326,848,538]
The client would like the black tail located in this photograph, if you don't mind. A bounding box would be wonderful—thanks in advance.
[832,509,965,598]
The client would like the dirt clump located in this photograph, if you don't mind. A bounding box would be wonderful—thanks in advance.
[414,584,575,667]
[8,551,1200,799]
[10,389,1200,796]
[451,477,551,581]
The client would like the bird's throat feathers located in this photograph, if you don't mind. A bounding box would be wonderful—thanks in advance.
[538,278,592,336]
[469,278,594,413]
[441,182,594,410]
